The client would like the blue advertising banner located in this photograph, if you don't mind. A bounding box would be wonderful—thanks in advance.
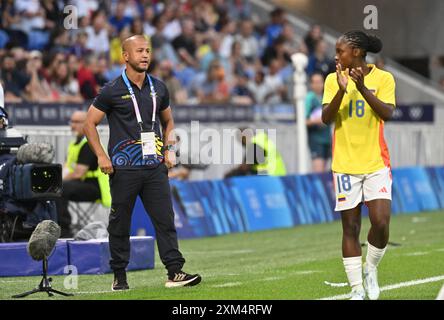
[424,166,444,209]
[229,176,293,231]
[282,174,335,225]
[392,167,439,213]
[129,166,442,240]
[172,181,216,237]
[170,180,198,239]
[173,179,247,236]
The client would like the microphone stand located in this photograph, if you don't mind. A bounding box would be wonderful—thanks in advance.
[12,257,73,298]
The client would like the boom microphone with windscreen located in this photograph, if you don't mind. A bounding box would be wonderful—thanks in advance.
[27,220,61,261]
[12,220,72,298]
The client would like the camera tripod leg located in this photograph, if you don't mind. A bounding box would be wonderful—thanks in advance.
[12,259,74,298]
[11,288,41,298]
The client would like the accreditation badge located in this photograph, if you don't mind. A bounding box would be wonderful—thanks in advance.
[141,131,157,159]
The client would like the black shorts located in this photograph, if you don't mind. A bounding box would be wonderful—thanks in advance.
[308,141,331,160]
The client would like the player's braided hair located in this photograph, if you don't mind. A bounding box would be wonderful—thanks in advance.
[340,30,382,56]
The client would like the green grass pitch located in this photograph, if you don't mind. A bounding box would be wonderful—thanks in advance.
[1,211,443,300]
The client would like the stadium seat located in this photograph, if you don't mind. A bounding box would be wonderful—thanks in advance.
[27,30,50,50]
[0,30,9,49]
[68,200,106,233]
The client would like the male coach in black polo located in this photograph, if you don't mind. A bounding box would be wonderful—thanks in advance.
[84,35,201,290]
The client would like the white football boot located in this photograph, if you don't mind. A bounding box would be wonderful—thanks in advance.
[363,262,380,300]
[349,285,366,300]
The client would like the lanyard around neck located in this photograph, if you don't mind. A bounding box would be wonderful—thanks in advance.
[121,69,157,131]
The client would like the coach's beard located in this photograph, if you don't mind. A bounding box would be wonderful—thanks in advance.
[129,60,149,73]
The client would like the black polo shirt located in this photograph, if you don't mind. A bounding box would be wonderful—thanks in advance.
[92,74,170,169]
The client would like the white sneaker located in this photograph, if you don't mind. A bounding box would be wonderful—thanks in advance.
[363,263,380,300]
[349,285,366,300]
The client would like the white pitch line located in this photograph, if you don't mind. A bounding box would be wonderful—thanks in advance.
[319,275,444,300]
[212,282,242,288]
[183,250,254,255]
[404,251,430,256]
[75,290,114,294]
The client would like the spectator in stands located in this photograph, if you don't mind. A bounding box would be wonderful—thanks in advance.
[130,16,145,36]
[94,56,111,87]
[261,34,292,68]
[217,17,237,60]
[231,71,254,105]
[47,28,71,54]
[172,18,198,68]
[265,7,287,47]
[12,0,45,34]
[25,50,54,102]
[1,0,21,30]
[151,13,179,64]
[264,58,288,103]
[77,54,99,100]
[109,1,133,35]
[235,19,260,63]
[42,51,65,83]
[229,40,248,81]
[70,30,92,59]
[142,6,156,37]
[41,0,63,31]
[196,59,230,104]
[110,26,131,66]
[281,22,307,55]
[50,60,83,103]
[191,1,217,32]
[85,10,110,54]
[306,39,335,78]
[0,53,29,102]
[247,70,269,104]
[198,33,229,74]
[56,110,110,238]
[67,53,80,80]
[162,2,183,42]
[159,59,188,105]
[226,0,252,20]
[305,72,331,173]
[304,24,323,55]
[1,1,28,48]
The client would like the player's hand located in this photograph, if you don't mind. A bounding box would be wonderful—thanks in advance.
[98,155,114,175]
[350,67,366,91]
[336,63,348,92]
[164,150,176,169]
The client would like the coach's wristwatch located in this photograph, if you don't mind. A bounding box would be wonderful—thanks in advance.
[165,144,177,152]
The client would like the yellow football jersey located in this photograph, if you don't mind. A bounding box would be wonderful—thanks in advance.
[322,64,396,174]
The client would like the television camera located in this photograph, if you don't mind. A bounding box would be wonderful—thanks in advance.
[0,107,62,242]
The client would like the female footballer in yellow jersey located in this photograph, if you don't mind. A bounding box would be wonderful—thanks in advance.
[322,31,396,300]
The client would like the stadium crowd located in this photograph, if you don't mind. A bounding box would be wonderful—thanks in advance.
[0,0,336,106]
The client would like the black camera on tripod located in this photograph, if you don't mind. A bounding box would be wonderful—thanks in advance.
[0,107,62,242]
